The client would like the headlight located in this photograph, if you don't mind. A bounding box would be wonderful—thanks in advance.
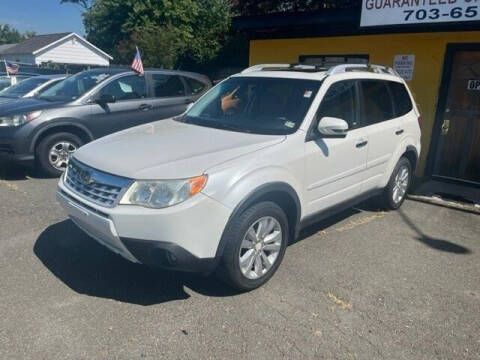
[0,110,42,127]
[119,175,207,209]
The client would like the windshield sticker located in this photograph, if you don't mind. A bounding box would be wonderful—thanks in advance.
[284,121,295,128]
[303,90,313,98]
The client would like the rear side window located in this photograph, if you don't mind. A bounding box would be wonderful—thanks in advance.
[360,80,395,125]
[98,75,146,101]
[317,80,357,129]
[151,74,185,98]
[389,81,413,117]
[184,77,206,95]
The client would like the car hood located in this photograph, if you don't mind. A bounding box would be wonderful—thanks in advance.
[74,119,286,179]
[0,97,66,115]
[0,96,19,105]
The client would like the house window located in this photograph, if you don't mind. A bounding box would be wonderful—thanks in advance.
[299,54,369,67]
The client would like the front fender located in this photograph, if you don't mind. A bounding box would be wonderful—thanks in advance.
[29,119,94,153]
[203,165,304,216]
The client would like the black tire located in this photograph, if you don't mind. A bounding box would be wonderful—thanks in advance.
[35,132,83,177]
[381,157,412,210]
[217,201,289,291]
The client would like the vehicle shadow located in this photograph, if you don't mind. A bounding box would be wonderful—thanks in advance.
[0,160,49,180]
[398,208,471,254]
[34,220,240,306]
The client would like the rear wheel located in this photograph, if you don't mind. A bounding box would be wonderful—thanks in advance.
[36,132,83,177]
[381,157,411,210]
[218,201,288,291]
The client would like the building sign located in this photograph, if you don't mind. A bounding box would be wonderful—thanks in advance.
[360,0,480,27]
[467,79,480,90]
[393,54,415,81]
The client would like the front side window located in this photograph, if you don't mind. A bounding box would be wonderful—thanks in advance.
[38,70,114,102]
[360,80,395,125]
[180,76,321,135]
[184,76,206,95]
[316,80,357,129]
[151,74,185,98]
[97,75,146,101]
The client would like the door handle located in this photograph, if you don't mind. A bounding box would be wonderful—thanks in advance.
[395,129,404,135]
[441,119,450,135]
[138,103,152,111]
[355,139,368,148]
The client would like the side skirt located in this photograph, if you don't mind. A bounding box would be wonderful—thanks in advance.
[299,188,383,230]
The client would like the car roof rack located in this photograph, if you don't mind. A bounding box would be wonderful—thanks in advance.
[241,62,400,77]
[241,63,328,74]
[325,63,399,76]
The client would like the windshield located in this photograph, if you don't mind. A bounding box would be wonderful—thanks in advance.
[37,71,113,102]
[0,77,48,98]
[180,76,321,135]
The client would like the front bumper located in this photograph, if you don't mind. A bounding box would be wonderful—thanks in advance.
[0,126,34,165]
[56,178,232,273]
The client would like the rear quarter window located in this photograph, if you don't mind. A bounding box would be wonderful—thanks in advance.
[389,81,413,117]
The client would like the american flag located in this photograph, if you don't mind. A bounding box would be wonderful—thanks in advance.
[5,61,19,75]
[131,46,144,75]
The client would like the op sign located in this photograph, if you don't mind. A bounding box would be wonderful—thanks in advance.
[360,0,480,27]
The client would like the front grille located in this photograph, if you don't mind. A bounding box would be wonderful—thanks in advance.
[64,158,132,208]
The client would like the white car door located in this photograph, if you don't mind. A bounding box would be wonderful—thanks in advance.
[359,79,402,191]
[304,79,368,216]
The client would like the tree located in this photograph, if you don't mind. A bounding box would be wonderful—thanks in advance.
[232,0,360,15]
[62,0,231,68]
[0,24,35,45]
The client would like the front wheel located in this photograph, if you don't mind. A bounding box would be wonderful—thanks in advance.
[218,201,289,291]
[36,132,83,177]
[381,157,412,210]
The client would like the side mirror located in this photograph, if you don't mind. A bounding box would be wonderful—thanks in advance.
[95,94,116,104]
[317,117,349,137]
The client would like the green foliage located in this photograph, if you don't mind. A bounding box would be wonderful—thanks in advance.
[73,0,231,68]
[233,0,360,15]
[0,24,35,45]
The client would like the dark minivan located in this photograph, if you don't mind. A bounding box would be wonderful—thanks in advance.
[0,68,211,176]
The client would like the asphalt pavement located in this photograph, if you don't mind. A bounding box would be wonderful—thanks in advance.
[0,161,479,359]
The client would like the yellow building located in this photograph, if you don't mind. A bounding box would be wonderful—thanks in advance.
[235,7,480,185]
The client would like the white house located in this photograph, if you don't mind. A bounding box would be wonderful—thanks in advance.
[0,32,112,66]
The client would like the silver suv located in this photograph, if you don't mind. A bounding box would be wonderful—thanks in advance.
[57,64,421,290]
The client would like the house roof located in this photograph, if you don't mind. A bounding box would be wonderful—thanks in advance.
[0,43,17,54]
[0,32,113,60]
[1,33,71,55]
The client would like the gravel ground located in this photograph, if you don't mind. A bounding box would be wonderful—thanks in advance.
[0,161,479,360]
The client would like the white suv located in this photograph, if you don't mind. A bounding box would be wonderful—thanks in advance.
[57,64,421,290]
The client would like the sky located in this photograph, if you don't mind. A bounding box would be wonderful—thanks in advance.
[0,0,85,36]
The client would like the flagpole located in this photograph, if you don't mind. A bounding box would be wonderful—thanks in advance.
[4,59,10,78]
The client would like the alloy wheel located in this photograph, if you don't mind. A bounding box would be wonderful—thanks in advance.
[238,216,283,280]
[392,165,409,204]
[48,141,77,171]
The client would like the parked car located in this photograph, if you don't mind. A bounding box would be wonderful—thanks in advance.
[57,63,421,290]
[0,74,36,92]
[0,74,67,105]
[0,68,211,176]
